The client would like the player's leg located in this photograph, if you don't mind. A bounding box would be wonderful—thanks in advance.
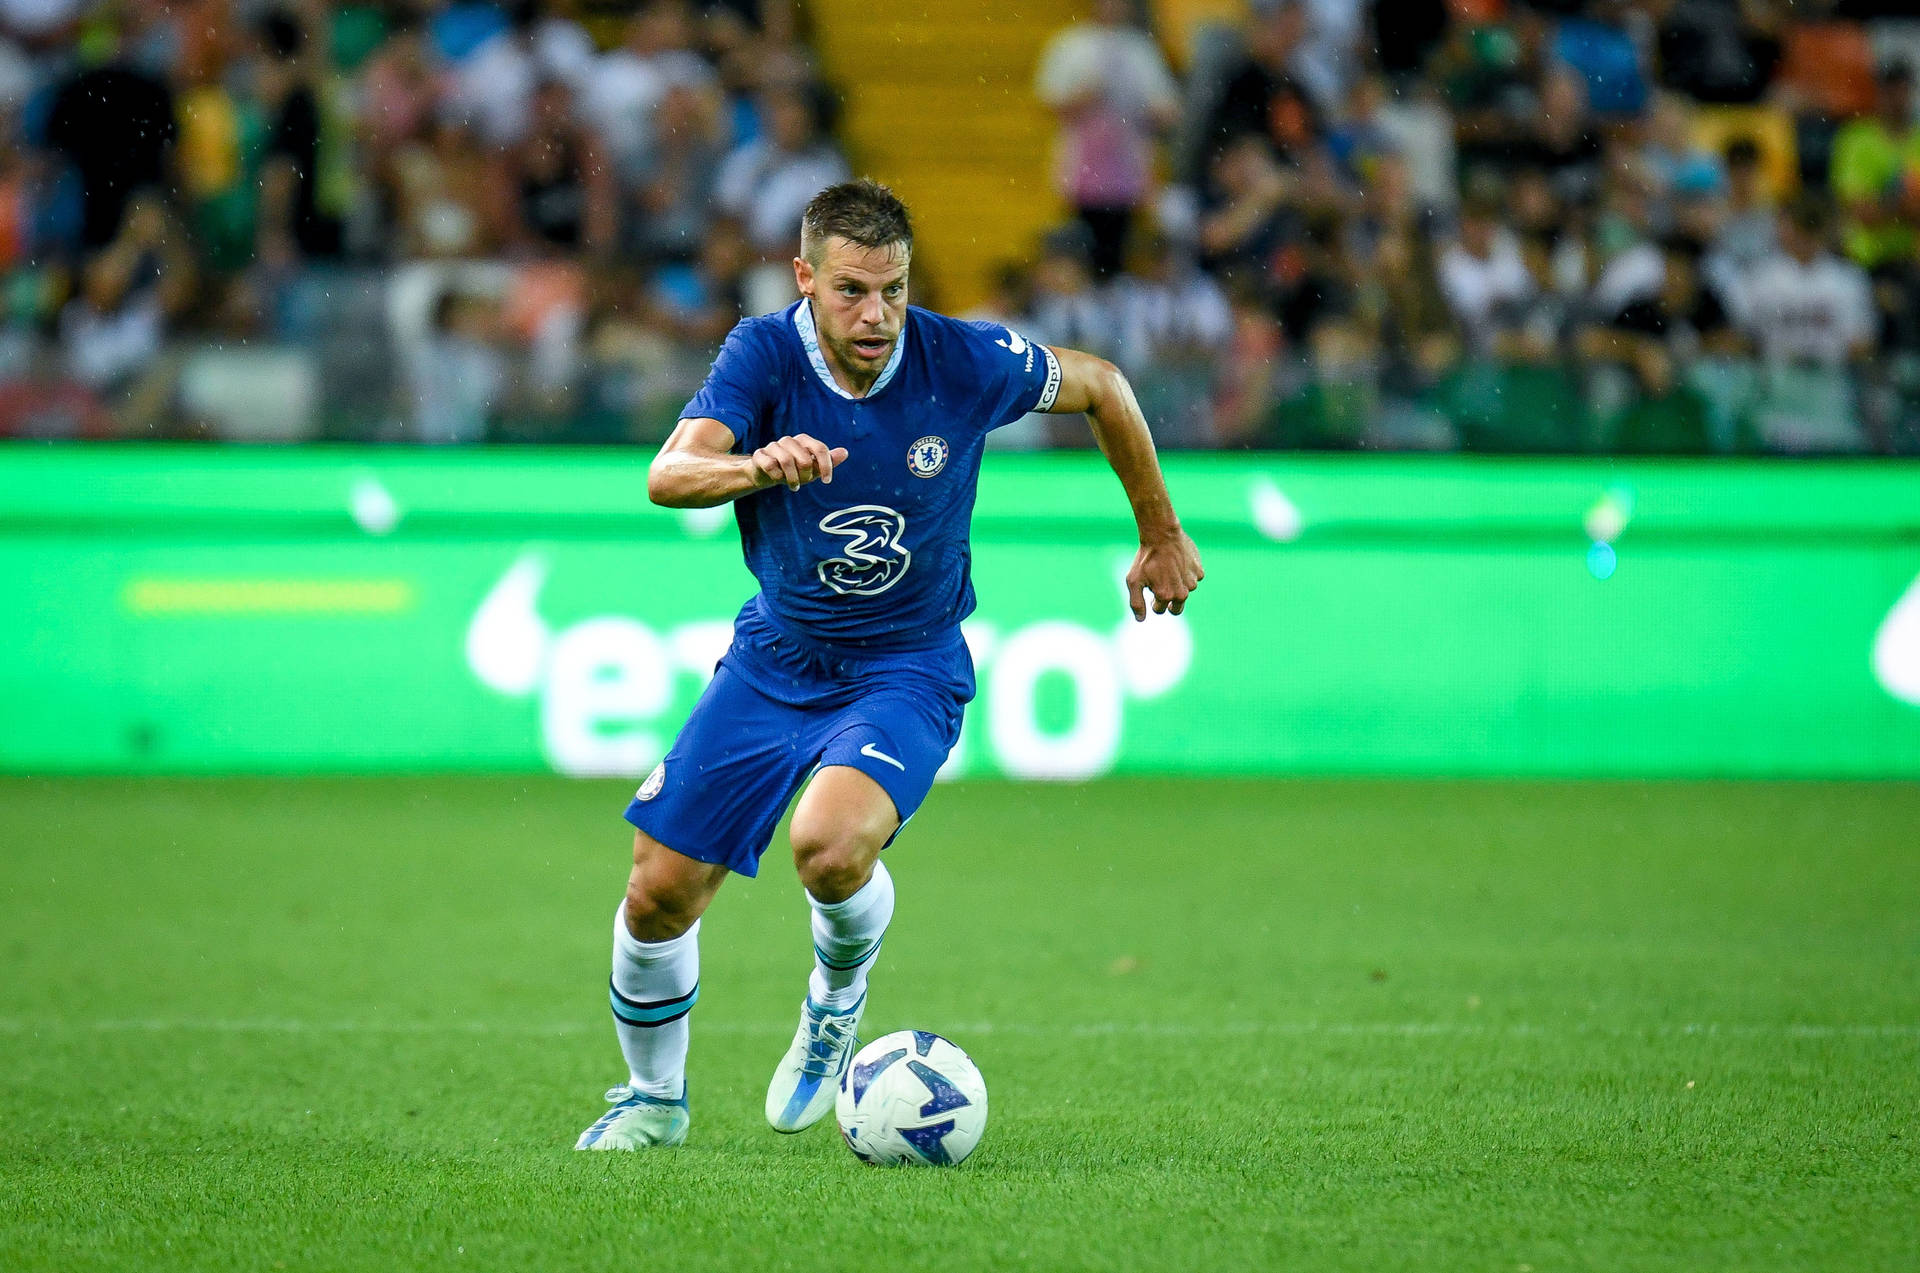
[791,765,899,1004]
[764,765,899,1133]
[576,832,726,1151]
[764,680,963,1133]
[579,660,812,1151]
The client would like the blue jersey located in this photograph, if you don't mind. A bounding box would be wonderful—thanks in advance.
[682,300,1062,651]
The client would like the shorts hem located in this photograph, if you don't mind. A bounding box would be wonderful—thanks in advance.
[623,801,763,878]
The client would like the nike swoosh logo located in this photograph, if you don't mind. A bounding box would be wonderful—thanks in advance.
[859,743,906,772]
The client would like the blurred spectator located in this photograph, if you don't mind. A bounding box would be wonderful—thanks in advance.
[1202,2,1323,163]
[1515,68,1605,207]
[393,117,499,259]
[1831,60,1920,271]
[492,78,616,256]
[44,50,176,250]
[7,0,1920,454]
[1438,193,1535,356]
[627,81,727,261]
[1214,278,1285,445]
[1368,0,1450,85]
[253,8,344,266]
[1437,5,1550,175]
[649,222,749,347]
[964,260,1050,450]
[1653,0,1782,105]
[0,0,86,45]
[1025,222,1118,360]
[1110,226,1232,445]
[59,192,195,430]
[581,0,718,181]
[358,15,443,167]
[412,287,504,443]
[1034,0,1179,278]
[1638,92,1724,226]
[1828,56,1920,352]
[443,0,594,148]
[713,85,846,257]
[1745,196,1876,367]
[1583,239,1731,453]
[1708,136,1777,288]
[1364,224,1458,388]
[1291,0,1365,111]
[1741,196,1874,450]
[1587,236,1739,364]
[1197,134,1293,288]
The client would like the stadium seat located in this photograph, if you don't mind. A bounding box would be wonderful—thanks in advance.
[811,3,1074,310]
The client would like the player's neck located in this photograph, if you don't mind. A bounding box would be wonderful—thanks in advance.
[827,359,880,398]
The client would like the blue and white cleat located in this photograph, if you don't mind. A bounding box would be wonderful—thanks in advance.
[574,1084,690,1150]
[765,997,864,1133]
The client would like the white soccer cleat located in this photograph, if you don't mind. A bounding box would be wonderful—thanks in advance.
[765,997,865,1133]
[574,1084,690,1150]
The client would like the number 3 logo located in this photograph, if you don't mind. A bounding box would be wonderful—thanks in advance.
[817,505,912,596]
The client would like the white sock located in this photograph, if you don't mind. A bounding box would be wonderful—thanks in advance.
[807,860,893,1012]
[608,902,699,1100]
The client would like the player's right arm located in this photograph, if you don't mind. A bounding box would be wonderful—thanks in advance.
[647,417,850,508]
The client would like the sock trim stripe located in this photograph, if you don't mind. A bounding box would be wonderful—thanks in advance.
[813,939,882,971]
[610,979,699,1013]
[608,979,699,1026]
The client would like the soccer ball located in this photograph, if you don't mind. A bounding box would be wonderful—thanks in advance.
[835,1030,988,1166]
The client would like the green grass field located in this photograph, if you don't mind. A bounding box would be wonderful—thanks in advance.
[2,776,1917,1271]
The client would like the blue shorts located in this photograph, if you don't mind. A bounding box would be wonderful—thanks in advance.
[623,605,973,877]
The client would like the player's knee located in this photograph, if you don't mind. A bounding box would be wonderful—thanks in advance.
[623,874,706,942]
[790,820,882,903]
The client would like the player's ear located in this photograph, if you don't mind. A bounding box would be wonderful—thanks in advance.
[793,256,813,297]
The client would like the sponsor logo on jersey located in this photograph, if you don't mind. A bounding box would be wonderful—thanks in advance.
[637,762,666,801]
[907,436,949,478]
[816,505,913,595]
[997,327,1037,373]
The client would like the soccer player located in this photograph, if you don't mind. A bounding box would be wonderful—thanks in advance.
[575,179,1204,1150]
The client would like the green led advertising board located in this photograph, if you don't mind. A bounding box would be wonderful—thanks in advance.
[3,447,1918,777]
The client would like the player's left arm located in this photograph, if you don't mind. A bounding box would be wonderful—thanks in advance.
[1045,346,1204,621]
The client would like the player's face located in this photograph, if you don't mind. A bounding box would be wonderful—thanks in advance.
[796,237,909,386]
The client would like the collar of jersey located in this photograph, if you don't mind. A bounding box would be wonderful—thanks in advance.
[790,300,907,400]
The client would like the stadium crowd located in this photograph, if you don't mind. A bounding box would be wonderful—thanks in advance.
[2,0,1920,452]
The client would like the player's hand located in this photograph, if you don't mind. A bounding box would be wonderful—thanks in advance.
[750,434,850,491]
[1126,528,1204,621]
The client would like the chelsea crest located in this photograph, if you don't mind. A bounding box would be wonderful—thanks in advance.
[907,435,948,478]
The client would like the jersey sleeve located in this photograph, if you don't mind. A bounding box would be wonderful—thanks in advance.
[680,319,783,450]
[958,319,1064,428]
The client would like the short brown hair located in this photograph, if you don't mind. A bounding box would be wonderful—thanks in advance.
[801,179,913,265]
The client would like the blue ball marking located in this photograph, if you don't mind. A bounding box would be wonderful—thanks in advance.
[899,1119,957,1165]
[849,1047,907,1104]
[907,1060,972,1118]
[1587,540,1617,580]
[911,1030,941,1057]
